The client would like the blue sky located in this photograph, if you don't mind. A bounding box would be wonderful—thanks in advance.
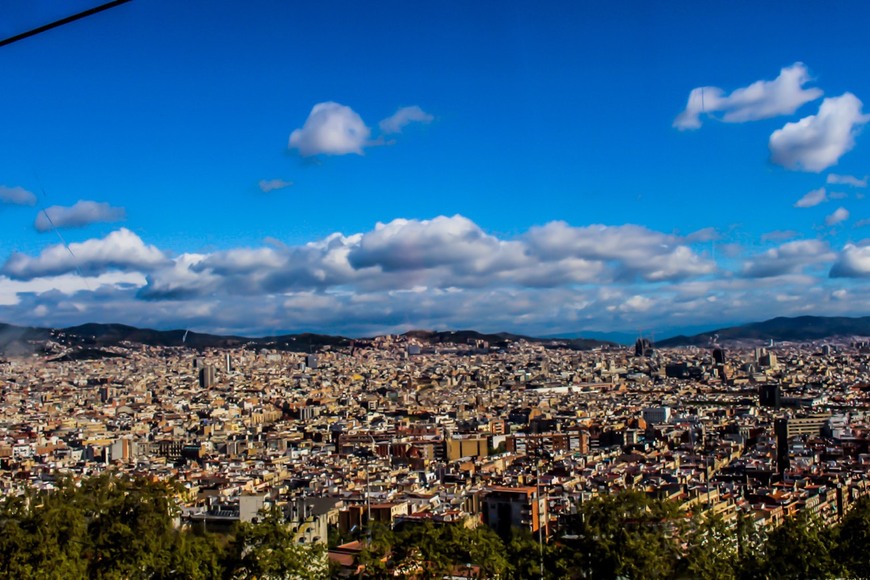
[0,0,868,337]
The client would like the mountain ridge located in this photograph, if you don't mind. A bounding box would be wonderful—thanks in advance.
[655,315,870,347]
[1,315,868,355]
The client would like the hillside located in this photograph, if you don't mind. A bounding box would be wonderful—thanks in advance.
[656,316,870,347]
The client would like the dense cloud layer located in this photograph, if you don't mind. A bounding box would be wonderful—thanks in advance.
[0,216,864,336]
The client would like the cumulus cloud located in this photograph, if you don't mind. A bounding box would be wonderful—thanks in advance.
[741,239,833,278]
[34,200,125,232]
[3,228,168,280]
[348,215,506,273]
[0,185,37,206]
[674,63,823,130]
[379,105,434,134]
[134,216,719,303]
[288,102,371,156]
[524,222,715,281]
[769,93,869,172]
[6,215,867,337]
[794,187,828,208]
[825,206,850,226]
[830,242,870,277]
[258,178,294,192]
[827,173,867,187]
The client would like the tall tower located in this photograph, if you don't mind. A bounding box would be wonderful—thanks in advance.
[199,364,216,389]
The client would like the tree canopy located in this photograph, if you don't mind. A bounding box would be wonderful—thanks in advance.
[0,475,867,579]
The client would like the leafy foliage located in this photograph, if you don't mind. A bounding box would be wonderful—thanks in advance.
[1,477,867,580]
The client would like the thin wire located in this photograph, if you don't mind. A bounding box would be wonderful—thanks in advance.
[33,172,91,290]
[0,1,133,48]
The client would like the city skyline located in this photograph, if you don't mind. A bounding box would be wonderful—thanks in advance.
[0,1,868,337]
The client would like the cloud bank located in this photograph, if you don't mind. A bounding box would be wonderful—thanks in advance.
[0,216,864,337]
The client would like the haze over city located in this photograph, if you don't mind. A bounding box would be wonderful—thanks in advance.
[0,1,868,337]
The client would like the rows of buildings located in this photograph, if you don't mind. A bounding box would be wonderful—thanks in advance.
[2,333,870,572]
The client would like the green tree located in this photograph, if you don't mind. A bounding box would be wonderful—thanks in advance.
[390,521,508,579]
[681,513,737,580]
[833,496,870,578]
[759,512,838,579]
[80,474,180,579]
[566,490,684,579]
[158,530,225,580]
[226,505,326,580]
[504,528,569,580]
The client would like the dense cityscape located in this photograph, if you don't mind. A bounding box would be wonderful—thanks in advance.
[3,1,870,578]
[2,327,870,576]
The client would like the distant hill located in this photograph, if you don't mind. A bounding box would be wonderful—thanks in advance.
[402,329,615,351]
[2,316,866,355]
[0,322,351,355]
[656,316,870,347]
[0,322,614,355]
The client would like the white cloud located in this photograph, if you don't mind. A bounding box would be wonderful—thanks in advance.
[134,216,720,302]
[288,102,371,156]
[0,185,36,206]
[825,206,850,226]
[3,228,168,280]
[34,200,125,232]
[0,271,146,306]
[4,215,867,337]
[258,179,294,192]
[379,105,434,134]
[794,187,828,208]
[827,173,867,187]
[741,239,834,278]
[524,222,715,281]
[674,63,823,130]
[769,93,869,172]
[620,295,654,312]
[830,243,870,277]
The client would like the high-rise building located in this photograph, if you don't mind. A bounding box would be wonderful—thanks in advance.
[759,384,781,408]
[199,364,216,389]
